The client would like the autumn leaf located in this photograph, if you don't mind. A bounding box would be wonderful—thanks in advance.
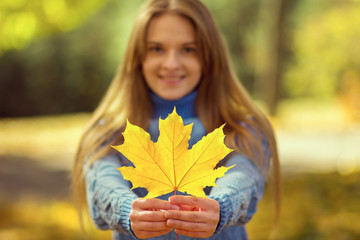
[112,108,234,198]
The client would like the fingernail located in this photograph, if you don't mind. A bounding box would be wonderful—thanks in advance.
[170,204,180,210]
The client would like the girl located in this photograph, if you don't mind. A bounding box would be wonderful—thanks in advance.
[72,0,280,239]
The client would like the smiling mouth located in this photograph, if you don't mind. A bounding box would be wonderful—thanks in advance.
[159,75,185,83]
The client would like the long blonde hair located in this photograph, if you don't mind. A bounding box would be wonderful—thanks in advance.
[72,0,280,226]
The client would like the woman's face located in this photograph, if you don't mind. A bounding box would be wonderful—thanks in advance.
[142,13,202,101]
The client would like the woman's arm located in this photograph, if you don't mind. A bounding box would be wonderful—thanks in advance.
[84,155,137,233]
[85,155,178,238]
[209,153,266,233]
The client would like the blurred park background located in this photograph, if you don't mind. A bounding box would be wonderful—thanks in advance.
[0,0,359,239]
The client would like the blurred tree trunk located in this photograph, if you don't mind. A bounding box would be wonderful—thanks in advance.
[254,0,287,115]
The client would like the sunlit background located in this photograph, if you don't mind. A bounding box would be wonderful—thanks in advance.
[0,0,359,239]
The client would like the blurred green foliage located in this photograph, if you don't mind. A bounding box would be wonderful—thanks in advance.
[284,0,360,99]
[0,0,110,54]
[0,0,143,116]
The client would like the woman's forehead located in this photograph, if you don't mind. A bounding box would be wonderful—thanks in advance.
[146,13,196,43]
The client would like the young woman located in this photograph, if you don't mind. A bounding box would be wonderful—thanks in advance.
[72,0,280,239]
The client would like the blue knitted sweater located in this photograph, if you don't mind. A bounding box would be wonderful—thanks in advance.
[84,91,269,240]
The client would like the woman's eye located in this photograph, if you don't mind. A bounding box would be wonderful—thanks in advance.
[182,47,196,54]
[149,46,163,53]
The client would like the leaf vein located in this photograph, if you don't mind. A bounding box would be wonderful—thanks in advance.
[177,134,218,188]
[134,133,174,188]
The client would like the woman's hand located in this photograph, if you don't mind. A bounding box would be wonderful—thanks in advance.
[130,198,180,239]
[165,196,220,238]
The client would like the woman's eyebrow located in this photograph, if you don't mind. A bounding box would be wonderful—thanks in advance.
[146,41,161,45]
[146,41,197,45]
[183,42,197,46]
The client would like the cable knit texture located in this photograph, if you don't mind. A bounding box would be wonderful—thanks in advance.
[84,91,269,240]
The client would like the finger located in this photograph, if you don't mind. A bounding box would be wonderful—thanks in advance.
[165,210,206,222]
[134,229,173,239]
[178,204,198,211]
[131,210,168,221]
[167,219,208,231]
[175,228,211,238]
[169,196,218,210]
[134,221,172,231]
[132,198,180,211]
[165,209,219,226]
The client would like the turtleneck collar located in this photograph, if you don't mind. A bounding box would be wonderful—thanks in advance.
[150,91,197,119]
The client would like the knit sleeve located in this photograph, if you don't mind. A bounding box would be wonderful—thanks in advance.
[208,138,270,233]
[84,155,138,236]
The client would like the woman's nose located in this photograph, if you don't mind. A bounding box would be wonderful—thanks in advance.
[162,50,180,70]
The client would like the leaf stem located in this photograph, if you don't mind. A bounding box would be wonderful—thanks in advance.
[174,190,179,240]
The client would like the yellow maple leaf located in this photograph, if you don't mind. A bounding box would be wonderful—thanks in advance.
[112,108,234,198]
